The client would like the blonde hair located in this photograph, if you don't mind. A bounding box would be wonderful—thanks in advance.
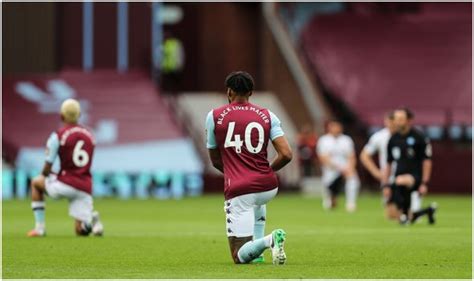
[60,99,81,124]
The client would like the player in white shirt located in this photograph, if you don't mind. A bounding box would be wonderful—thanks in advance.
[317,120,360,212]
[360,112,422,219]
[360,113,394,180]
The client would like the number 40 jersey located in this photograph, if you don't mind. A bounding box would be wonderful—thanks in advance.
[206,101,285,200]
[45,124,95,195]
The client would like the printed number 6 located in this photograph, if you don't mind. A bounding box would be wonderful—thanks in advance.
[73,140,89,167]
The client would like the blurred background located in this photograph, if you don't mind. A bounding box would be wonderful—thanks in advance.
[2,2,471,200]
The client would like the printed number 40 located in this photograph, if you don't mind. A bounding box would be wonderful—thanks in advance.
[224,122,264,154]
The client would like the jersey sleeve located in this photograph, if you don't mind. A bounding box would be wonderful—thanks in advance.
[346,136,355,152]
[205,110,217,149]
[269,111,285,141]
[316,137,328,156]
[363,133,379,155]
[421,136,432,160]
[387,136,394,163]
[45,132,59,164]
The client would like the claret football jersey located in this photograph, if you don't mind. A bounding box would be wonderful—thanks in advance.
[45,124,95,194]
[206,101,285,200]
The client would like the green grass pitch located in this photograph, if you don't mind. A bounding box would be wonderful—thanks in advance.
[2,193,472,278]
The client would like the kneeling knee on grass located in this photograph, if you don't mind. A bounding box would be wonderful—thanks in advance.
[75,220,91,236]
[228,236,253,264]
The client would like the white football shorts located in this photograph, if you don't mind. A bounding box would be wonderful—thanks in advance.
[224,188,278,237]
[45,175,93,223]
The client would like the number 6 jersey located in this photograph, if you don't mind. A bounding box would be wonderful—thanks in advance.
[45,124,95,194]
[206,101,285,200]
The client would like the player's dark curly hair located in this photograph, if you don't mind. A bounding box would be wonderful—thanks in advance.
[225,71,254,95]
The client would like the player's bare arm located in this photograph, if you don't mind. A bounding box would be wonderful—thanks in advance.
[42,161,53,177]
[419,159,432,195]
[270,136,293,171]
[31,162,53,192]
[208,148,224,173]
[381,162,392,197]
[381,162,400,219]
[360,149,382,181]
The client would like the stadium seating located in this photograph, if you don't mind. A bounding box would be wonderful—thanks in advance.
[3,70,182,145]
[291,3,471,193]
[3,70,203,174]
[299,3,471,128]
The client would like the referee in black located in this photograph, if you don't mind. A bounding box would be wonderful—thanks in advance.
[382,107,437,225]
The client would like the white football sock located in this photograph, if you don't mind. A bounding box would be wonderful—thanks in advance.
[263,234,273,248]
[31,201,45,231]
[253,205,266,240]
[410,191,422,212]
[345,175,360,209]
[237,234,273,264]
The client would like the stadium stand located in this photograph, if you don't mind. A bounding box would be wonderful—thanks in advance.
[299,2,471,128]
[3,70,203,174]
[276,2,472,193]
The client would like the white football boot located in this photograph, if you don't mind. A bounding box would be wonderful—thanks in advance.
[270,229,287,265]
[91,211,104,236]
